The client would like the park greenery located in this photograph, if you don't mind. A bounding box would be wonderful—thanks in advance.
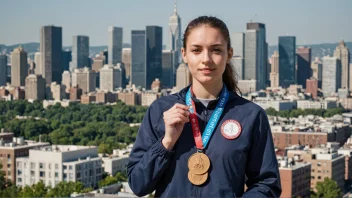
[98,171,127,188]
[0,100,148,154]
[310,177,342,198]
[265,107,345,118]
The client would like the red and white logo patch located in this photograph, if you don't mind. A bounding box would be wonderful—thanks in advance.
[221,120,242,140]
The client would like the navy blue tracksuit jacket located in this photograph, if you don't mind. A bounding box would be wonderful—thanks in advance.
[127,86,282,197]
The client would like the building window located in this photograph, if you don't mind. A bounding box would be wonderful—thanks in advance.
[69,165,72,170]
[318,176,321,180]
[55,172,59,178]
[17,170,22,176]
[31,163,35,169]
[49,163,52,170]
[24,163,26,169]
[17,162,21,167]
[17,178,22,183]
[69,173,73,179]
[76,172,81,178]
[49,172,51,178]
[55,164,59,170]
[31,171,35,177]
[39,163,45,169]
[40,171,45,177]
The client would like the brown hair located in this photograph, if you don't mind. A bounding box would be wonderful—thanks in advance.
[183,16,241,95]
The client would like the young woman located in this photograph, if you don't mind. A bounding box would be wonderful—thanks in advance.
[127,16,281,197]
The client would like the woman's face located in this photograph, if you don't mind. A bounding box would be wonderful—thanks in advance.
[182,25,233,85]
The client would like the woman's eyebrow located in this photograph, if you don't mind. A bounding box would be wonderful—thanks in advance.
[190,44,224,47]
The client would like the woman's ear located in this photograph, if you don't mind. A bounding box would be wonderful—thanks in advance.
[181,47,188,63]
[227,47,233,63]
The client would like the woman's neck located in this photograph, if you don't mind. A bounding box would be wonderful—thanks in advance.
[191,78,223,99]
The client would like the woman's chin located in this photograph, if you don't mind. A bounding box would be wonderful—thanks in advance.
[195,76,217,84]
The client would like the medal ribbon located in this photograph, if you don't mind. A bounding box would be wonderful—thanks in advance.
[185,84,229,150]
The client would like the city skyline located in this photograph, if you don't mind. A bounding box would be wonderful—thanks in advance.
[1,0,351,47]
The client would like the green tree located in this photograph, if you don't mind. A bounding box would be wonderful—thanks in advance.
[98,176,118,188]
[115,171,127,182]
[0,184,21,198]
[0,164,6,190]
[46,181,84,197]
[20,180,48,198]
[265,107,277,116]
[311,177,342,198]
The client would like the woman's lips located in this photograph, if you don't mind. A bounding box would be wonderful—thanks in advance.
[199,68,215,74]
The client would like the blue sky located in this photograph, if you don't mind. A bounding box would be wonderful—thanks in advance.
[1,0,351,46]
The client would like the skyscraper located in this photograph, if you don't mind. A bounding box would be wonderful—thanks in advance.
[25,74,46,100]
[131,26,163,90]
[34,52,41,75]
[99,64,124,91]
[278,36,296,87]
[334,40,350,90]
[62,49,72,72]
[40,25,62,84]
[62,71,71,92]
[231,32,245,81]
[231,32,245,57]
[168,1,182,63]
[296,47,311,88]
[0,54,7,86]
[232,57,244,80]
[71,67,96,94]
[322,56,341,96]
[11,47,27,87]
[270,51,279,88]
[108,26,123,65]
[72,35,89,70]
[162,49,176,88]
[131,30,146,88]
[311,57,322,88]
[146,26,163,89]
[176,62,190,91]
[122,48,131,81]
[245,22,267,90]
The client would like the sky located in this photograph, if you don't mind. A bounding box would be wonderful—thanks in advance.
[0,0,351,47]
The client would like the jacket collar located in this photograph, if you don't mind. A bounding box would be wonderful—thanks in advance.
[175,84,239,109]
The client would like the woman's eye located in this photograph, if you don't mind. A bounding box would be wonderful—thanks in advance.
[191,49,201,53]
[212,49,221,53]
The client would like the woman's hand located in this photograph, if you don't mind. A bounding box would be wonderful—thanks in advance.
[162,103,190,150]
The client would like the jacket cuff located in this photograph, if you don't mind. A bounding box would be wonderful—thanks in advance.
[151,137,175,159]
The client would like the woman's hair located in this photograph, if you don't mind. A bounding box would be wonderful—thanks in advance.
[183,16,241,95]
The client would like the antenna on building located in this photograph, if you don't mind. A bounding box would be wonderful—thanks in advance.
[174,0,177,14]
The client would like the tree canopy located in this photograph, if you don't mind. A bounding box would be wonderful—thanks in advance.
[0,100,148,153]
[311,177,342,198]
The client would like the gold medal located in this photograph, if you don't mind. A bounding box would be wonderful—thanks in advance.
[188,171,208,185]
[188,153,210,175]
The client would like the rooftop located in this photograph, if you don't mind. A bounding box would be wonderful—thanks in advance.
[32,145,97,152]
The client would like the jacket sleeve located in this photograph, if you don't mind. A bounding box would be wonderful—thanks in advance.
[243,109,282,198]
[127,102,174,197]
